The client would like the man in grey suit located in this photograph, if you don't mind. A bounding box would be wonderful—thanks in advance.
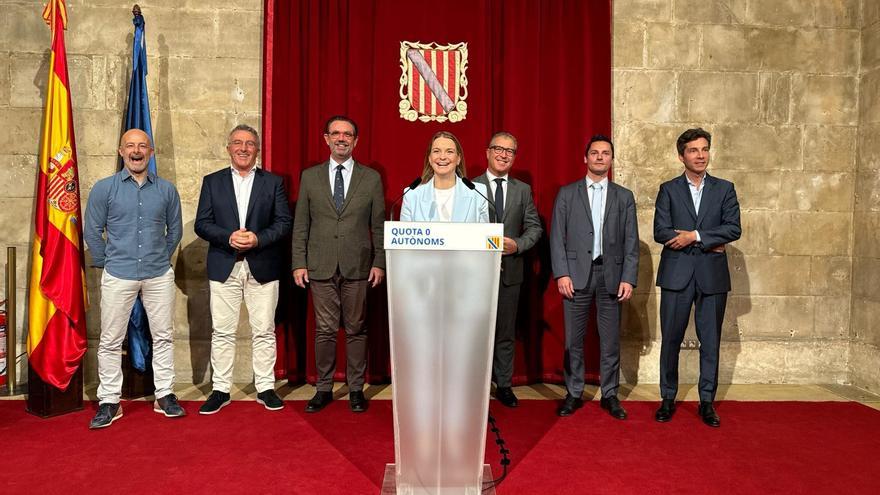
[292,115,385,413]
[472,132,542,408]
[550,135,639,419]
[653,128,741,427]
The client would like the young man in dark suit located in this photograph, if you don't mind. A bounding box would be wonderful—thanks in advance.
[653,128,741,427]
[195,124,292,414]
[472,132,542,408]
[550,135,639,419]
[292,115,385,413]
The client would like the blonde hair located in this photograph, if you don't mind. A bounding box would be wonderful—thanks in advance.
[421,131,467,183]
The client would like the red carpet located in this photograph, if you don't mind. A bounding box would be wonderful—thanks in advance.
[2,400,879,494]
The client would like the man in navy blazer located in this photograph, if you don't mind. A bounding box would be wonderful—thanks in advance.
[194,124,292,414]
[653,128,741,427]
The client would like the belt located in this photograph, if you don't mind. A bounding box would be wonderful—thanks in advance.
[592,255,603,265]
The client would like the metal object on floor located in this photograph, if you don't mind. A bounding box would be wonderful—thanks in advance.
[4,246,17,396]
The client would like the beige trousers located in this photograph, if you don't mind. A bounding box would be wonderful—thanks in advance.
[208,260,279,393]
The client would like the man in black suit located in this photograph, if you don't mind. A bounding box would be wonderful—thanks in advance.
[472,132,542,408]
[194,124,292,414]
[550,135,639,419]
[653,128,741,427]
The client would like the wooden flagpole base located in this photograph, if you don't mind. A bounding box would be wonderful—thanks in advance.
[121,347,155,399]
[26,363,83,418]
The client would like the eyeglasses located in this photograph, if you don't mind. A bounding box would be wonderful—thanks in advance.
[123,143,152,151]
[489,145,516,156]
[229,140,258,148]
[326,131,356,139]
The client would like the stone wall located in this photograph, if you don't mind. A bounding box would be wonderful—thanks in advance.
[852,0,880,393]
[0,0,264,385]
[612,0,863,386]
[0,0,876,391]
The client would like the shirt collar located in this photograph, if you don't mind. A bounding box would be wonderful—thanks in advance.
[330,156,354,171]
[486,170,507,182]
[585,176,608,188]
[684,172,707,189]
[119,168,155,184]
[230,164,258,178]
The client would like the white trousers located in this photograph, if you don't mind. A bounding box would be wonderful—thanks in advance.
[208,260,279,393]
[97,268,176,404]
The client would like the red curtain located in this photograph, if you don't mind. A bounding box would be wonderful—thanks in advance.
[263,0,611,385]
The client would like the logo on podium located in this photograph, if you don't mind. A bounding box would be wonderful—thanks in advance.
[399,41,468,123]
[486,236,501,250]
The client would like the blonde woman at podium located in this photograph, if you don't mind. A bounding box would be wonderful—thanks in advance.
[400,131,490,222]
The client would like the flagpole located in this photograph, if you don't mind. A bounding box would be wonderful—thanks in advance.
[26,0,86,418]
[5,247,15,396]
[119,1,157,399]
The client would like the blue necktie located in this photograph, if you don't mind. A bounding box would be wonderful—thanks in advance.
[334,165,345,213]
[494,178,505,223]
[590,183,603,260]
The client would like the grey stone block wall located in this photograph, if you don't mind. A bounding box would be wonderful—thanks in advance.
[1,0,878,392]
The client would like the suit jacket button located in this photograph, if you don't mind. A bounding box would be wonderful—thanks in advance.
[334,235,338,239]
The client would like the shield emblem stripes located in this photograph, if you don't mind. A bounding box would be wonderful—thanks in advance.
[399,41,469,123]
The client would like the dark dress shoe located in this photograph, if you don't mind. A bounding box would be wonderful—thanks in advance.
[600,395,627,420]
[699,401,721,427]
[556,394,584,417]
[305,391,333,413]
[655,398,676,422]
[349,391,368,413]
[495,387,519,408]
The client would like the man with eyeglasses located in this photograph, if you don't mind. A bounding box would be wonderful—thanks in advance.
[472,132,542,408]
[550,135,639,419]
[85,128,183,428]
[292,115,385,413]
[194,124,292,414]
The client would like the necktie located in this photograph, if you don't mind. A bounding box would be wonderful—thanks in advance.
[590,183,603,260]
[334,165,345,213]
[494,178,505,223]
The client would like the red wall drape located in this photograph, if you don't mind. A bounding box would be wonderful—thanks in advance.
[263,0,611,386]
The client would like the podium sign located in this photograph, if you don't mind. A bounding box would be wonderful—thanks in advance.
[384,221,502,495]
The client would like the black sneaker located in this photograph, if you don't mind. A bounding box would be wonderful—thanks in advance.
[153,393,186,418]
[89,403,123,429]
[199,391,231,415]
[256,390,284,411]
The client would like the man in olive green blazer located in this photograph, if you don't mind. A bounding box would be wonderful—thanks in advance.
[292,115,385,414]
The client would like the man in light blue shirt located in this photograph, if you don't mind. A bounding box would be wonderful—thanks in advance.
[551,135,639,419]
[653,128,742,428]
[84,129,183,429]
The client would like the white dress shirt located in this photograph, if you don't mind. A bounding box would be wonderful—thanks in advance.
[685,172,705,242]
[231,165,257,229]
[329,156,354,197]
[485,170,508,209]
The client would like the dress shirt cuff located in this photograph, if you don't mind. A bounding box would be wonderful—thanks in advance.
[694,230,701,243]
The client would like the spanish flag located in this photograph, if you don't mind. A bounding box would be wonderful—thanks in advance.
[26,0,88,391]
